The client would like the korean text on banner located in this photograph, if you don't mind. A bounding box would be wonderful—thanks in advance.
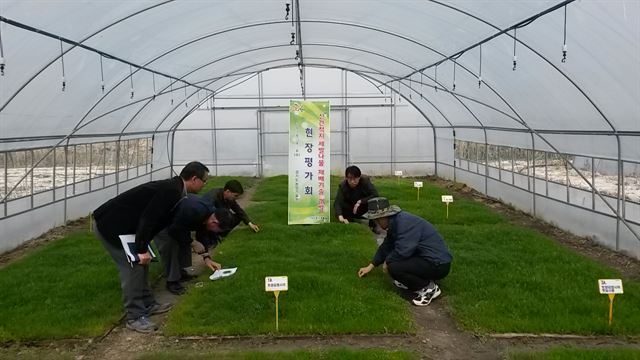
[288,101,331,224]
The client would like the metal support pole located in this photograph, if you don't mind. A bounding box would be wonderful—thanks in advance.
[565,156,570,202]
[53,147,57,202]
[3,152,8,217]
[72,144,77,195]
[498,145,502,181]
[136,139,140,177]
[149,135,153,180]
[115,139,121,194]
[511,146,515,185]
[391,91,395,175]
[213,98,218,176]
[452,131,457,182]
[30,149,34,209]
[545,151,549,196]
[63,145,68,224]
[591,157,596,210]
[532,134,536,216]
[102,141,106,188]
[170,131,176,176]
[88,143,92,192]
[257,72,264,177]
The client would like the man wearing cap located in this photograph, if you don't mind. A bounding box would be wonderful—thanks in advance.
[357,197,453,306]
[154,195,233,295]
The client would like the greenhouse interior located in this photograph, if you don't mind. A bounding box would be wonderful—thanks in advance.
[1,0,639,358]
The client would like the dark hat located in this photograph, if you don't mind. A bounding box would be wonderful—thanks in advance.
[362,197,401,219]
[212,207,234,232]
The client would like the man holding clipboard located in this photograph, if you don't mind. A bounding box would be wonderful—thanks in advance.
[92,161,209,333]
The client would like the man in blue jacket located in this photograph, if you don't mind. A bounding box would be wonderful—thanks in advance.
[155,195,233,295]
[357,197,452,306]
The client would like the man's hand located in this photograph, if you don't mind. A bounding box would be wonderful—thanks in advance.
[352,200,362,215]
[204,257,222,272]
[358,263,375,278]
[138,251,152,265]
[338,215,349,224]
[382,262,388,273]
[248,222,260,233]
[191,240,206,254]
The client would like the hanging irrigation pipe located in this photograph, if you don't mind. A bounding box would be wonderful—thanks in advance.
[562,5,568,62]
[99,54,105,93]
[382,0,576,86]
[0,21,5,75]
[59,39,66,91]
[478,44,482,88]
[512,28,517,71]
[0,15,212,93]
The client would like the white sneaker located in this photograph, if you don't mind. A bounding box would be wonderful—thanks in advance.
[393,280,409,290]
[412,284,441,306]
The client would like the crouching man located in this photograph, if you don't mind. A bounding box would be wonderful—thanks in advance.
[154,195,233,295]
[357,197,453,306]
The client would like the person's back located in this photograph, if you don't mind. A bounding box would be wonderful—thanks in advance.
[93,177,184,251]
[387,211,452,266]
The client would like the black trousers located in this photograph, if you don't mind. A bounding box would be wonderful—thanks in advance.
[387,257,451,292]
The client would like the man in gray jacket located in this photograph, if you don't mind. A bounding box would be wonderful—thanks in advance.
[357,197,452,306]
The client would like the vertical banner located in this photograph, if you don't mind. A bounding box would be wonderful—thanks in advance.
[288,100,331,224]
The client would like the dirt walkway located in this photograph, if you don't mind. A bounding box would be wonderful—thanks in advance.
[3,177,640,359]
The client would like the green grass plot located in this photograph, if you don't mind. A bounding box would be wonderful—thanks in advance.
[164,176,414,335]
[377,177,640,335]
[508,347,640,360]
[0,232,127,341]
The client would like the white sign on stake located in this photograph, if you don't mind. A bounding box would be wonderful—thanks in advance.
[598,279,623,294]
[394,170,403,176]
[265,276,289,292]
[441,195,453,203]
[414,181,423,188]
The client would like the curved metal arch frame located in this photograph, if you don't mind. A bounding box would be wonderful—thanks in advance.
[3,2,616,136]
[160,61,443,178]
[1,2,634,243]
[0,0,179,111]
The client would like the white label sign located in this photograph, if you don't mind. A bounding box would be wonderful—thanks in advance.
[414,181,423,188]
[598,279,623,294]
[441,195,453,203]
[265,276,289,292]
[394,171,403,176]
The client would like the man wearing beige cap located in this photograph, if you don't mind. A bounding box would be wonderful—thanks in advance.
[357,197,452,306]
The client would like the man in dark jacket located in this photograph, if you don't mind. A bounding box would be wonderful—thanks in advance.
[155,195,233,295]
[357,197,453,306]
[334,165,378,224]
[201,179,259,237]
[92,161,209,333]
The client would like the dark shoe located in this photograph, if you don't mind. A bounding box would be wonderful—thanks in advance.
[180,270,197,282]
[126,316,157,333]
[166,281,186,295]
[148,302,173,315]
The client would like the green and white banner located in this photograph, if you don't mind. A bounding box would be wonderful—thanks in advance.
[288,100,331,225]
